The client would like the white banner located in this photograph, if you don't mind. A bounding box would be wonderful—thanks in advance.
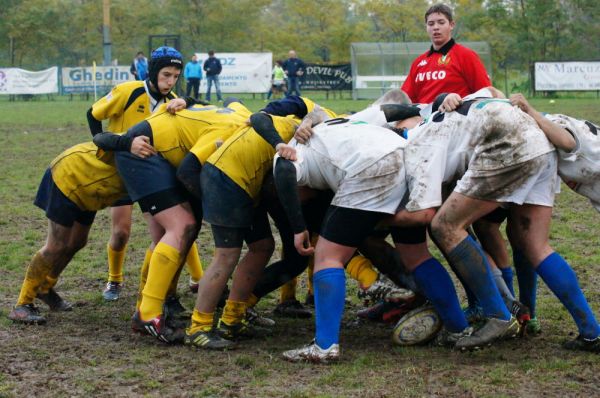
[535,62,600,91]
[0,67,58,94]
[62,65,133,94]
[194,52,272,93]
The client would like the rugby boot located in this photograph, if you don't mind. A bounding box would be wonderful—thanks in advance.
[432,326,474,348]
[273,299,312,319]
[563,335,600,353]
[245,307,276,328]
[455,316,519,351]
[282,340,340,364]
[131,311,184,344]
[8,304,47,325]
[37,288,73,311]
[358,275,416,303]
[185,329,237,350]
[217,318,272,341]
[102,281,122,301]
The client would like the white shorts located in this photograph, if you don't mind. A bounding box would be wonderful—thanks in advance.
[455,152,558,207]
[333,151,405,214]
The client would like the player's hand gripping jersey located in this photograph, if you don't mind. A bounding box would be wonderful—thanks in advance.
[545,114,600,211]
[50,142,125,211]
[404,99,556,211]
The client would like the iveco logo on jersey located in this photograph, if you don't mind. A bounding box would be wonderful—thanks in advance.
[415,70,447,82]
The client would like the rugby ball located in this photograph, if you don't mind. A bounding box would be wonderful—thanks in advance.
[392,304,442,346]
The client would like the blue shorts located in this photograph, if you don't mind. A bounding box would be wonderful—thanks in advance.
[115,152,187,214]
[201,163,256,228]
[34,169,96,227]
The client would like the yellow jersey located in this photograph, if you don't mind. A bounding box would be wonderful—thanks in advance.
[50,142,125,211]
[90,81,176,134]
[145,101,252,167]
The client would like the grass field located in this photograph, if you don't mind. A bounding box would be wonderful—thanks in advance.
[1,95,600,397]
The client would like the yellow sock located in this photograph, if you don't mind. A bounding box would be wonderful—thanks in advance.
[346,255,378,289]
[220,300,247,326]
[38,275,58,295]
[188,309,214,334]
[166,262,185,298]
[246,294,259,308]
[280,277,297,303]
[136,248,153,310]
[139,242,180,321]
[186,242,204,283]
[107,243,126,283]
[16,252,53,305]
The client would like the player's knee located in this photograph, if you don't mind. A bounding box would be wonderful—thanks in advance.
[181,221,199,247]
[250,237,275,257]
[70,236,89,254]
[429,214,452,245]
[110,229,130,250]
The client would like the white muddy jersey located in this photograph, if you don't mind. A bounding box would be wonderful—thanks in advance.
[546,113,600,212]
[404,99,555,211]
[276,119,407,213]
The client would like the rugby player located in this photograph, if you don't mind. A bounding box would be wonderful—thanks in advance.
[87,46,204,301]
[391,90,600,350]
[93,99,253,343]
[7,139,144,324]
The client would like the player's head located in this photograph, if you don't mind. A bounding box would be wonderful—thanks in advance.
[425,4,455,49]
[372,89,412,106]
[148,46,183,95]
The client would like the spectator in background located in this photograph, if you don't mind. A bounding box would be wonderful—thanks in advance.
[283,50,305,97]
[130,51,149,81]
[401,3,490,103]
[185,54,203,100]
[266,60,287,100]
[203,50,223,102]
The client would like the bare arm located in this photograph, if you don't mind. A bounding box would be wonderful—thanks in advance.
[294,106,330,143]
[510,93,576,151]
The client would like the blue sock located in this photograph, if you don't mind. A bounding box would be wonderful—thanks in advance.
[447,259,480,309]
[313,268,346,349]
[513,249,538,317]
[536,252,600,339]
[446,236,511,320]
[413,258,469,332]
[500,267,515,297]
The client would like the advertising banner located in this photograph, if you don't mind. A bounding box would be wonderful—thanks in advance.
[0,67,58,94]
[61,65,133,94]
[194,52,272,93]
[302,64,353,90]
[535,62,600,91]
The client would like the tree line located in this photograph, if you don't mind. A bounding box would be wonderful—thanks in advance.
[2,0,599,88]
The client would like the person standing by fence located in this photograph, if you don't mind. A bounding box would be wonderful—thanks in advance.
[185,54,203,100]
[203,50,223,102]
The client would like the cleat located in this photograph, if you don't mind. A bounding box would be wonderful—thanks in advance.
[463,305,485,325]
[432,326,474,348]
[164,295,190,319]
[102,281,122,301]
[246,307,276,328]
[185,329,236,350]
[131,311,184,344]
[563,335,600,353]
[455,316,520,351]
[273,299,312,319]
[526,317,542,335]
[392,304,442,346]
[189,278,199,294]
[217,318,272,341]
[8,304,47,325]
[304,293,314,307]
[357,295,425,324]
[37,288,73,311]
[358,275,415,303]
[282,340,340,363]
[509,300,531,336]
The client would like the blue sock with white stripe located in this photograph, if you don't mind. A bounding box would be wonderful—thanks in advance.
[313,268,346,349]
